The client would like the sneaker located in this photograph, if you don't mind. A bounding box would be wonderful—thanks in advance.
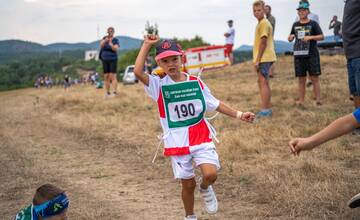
[348,192,360,208]
[184,215,197,220]
[256,109,272,118]
[199,185,218,214]
[315,100,323,106]
[113,91,118,96]
[105,91,111,97]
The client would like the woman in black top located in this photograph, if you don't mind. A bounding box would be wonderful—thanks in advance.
[100,27,120,96]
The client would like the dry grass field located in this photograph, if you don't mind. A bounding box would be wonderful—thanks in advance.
[0,55,359,219]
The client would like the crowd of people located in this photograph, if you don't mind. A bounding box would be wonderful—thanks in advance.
[34,75,54,88]
[34,71,101,90]
[17,0,359,219]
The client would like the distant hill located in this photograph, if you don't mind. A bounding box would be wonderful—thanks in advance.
[237,44,253,52]
[0,40,46,53]
[0,36,142,63]
[0,36,142,52]
[236,35,340,53]
[236,40,293,53]
[45,36,142,52]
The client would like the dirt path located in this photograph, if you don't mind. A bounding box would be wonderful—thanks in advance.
[0,89,255,220]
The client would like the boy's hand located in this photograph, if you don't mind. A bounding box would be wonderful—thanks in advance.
[253,62,260,72]
[288,34,295,42]
[302,36,312,42]
[239,112,255,123]
[288,138,315,156]
[144,34,160,46]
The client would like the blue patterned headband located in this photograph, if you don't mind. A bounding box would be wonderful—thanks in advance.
[33,193,69,219]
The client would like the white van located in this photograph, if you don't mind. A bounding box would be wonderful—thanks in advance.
[122,65,138,84]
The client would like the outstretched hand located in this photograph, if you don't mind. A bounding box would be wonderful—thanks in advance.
[144,34,160,46]
[240,112,255,123]
[288,137,315,156]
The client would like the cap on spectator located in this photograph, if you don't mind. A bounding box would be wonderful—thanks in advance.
[297,1,310,10]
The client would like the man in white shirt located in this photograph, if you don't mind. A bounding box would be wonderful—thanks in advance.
[224,20,235,65]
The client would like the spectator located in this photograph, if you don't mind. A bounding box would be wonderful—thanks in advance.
[145,55,153,74]
[289,109,360,208]
[224,20,235,65]
[343,0,360,134]
[296,0,320,90]
[99,27,120,97]
[329,15,342,42]
[252,0,277,118]
[295,0,320,24]
[288,1,324,106]
[64,74,70,91]
[265,4,276,78]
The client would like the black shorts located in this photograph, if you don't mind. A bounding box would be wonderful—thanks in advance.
[294,55,321,77]
[102,60,117,74]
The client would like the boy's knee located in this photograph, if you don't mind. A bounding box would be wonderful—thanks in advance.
[298,77,306,83]
[310,76,319,82]
[203,172,217,183]
[258,77,267,85]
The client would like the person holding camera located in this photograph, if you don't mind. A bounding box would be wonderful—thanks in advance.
[100,27,120,97]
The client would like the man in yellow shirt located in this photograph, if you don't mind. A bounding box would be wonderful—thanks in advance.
[253,0,277,118]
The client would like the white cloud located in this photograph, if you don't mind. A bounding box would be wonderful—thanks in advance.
[23,0,111,7]
[0,0,345,46]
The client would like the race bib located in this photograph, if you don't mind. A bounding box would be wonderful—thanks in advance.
[162,80,206,128]
[293,26,311,57]
[297,30,306,39]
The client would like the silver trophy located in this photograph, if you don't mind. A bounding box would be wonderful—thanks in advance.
[145,21,159,36]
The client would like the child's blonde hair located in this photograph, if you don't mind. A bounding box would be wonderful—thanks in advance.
[253,0,265,7]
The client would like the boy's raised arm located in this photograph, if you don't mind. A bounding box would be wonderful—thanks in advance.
[134,35,160,86]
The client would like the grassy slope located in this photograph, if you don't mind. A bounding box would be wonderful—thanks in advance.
[0,55,359,219]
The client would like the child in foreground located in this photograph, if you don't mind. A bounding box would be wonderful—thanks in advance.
[289,108,360,208]
[14,184,69,220]
[134,35,255,219]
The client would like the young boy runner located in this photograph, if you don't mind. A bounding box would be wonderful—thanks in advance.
[252,0,277,118]
[288,1,324,106]
[14,184,69,220]
[289,108,360,208]
[134,35,255,220]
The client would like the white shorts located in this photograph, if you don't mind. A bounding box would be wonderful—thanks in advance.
[170,144,220,179]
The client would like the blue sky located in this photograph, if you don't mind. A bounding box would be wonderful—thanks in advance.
[0,0,345,47]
